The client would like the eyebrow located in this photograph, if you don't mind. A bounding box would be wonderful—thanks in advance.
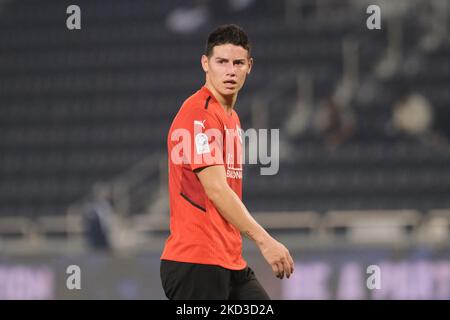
[215,57,246,63]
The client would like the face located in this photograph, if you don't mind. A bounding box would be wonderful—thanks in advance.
[201,43,253,97]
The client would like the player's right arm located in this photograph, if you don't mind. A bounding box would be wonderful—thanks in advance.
[196,165,295,279]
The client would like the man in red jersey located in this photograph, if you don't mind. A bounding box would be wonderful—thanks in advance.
[161,24,294,300]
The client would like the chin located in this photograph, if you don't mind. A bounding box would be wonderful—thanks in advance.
[221,87,238,95]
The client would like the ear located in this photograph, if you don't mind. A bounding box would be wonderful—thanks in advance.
[247,57,254,75]
[201,55,209,73]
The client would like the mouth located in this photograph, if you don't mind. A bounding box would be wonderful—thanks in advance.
[223,80,237,86]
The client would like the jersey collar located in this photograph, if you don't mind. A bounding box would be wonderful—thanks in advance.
[200,86,234,117]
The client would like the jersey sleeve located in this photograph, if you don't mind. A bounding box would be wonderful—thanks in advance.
[181,108,225,171]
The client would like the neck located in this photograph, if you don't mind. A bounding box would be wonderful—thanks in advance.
[205,82,236,115]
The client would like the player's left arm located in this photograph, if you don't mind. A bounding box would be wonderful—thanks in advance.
[196,165,294,279]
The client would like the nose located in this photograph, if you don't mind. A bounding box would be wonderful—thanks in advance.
[225,62,236,76]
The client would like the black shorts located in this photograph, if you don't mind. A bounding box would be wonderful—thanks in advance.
[160,259,270,300]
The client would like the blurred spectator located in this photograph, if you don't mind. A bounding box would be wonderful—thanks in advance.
[82,183,114,251]
[166,0,256,34]
[314,97,355,150]
[392,92,447,146]
[166,1,210,34]
[393,93,433,135]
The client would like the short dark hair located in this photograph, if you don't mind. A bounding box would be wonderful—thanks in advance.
[205,24,251,57]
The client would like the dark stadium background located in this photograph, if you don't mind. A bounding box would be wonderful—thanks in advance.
[0,0,449,299]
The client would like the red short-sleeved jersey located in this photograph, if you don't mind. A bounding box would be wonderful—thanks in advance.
[161,86,246,270]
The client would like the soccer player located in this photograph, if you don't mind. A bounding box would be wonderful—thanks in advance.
[160,24,294,300]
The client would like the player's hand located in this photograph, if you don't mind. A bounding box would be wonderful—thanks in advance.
[257,236,294,279]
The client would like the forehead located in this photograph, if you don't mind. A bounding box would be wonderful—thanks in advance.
[210,43,249,59]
